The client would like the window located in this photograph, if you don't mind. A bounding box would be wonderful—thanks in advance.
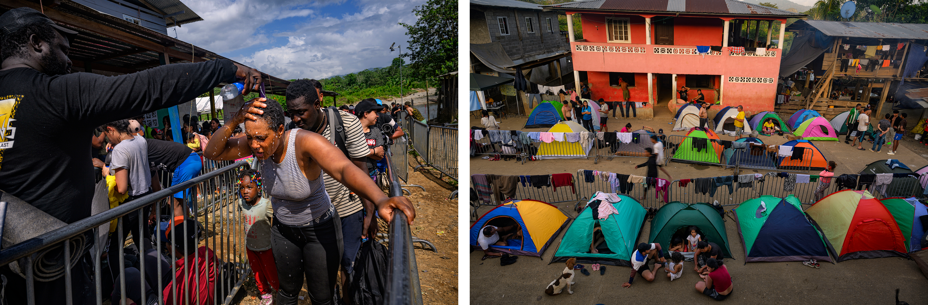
[609,73,635,87]
[525,17,535,34]
[497,17,510,35]
[687,75,714,88]
[122,14,141,25]
[606,17,630,43]
[547,17,553,33]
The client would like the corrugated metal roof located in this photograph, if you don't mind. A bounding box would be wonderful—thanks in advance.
[548,0,805,16]
[126,0,202,27]
[788,20,928,40]
[667,0,686,12]
[471,0,544,10]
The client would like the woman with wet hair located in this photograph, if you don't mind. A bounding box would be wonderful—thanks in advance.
[204,98,416,305]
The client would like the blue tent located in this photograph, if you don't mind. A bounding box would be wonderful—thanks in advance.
[470,199,570,256]
[734,195,832,262]
[674,103,699,120]
[723,137,775,168]
[792,109,821,129]
[524,103,561,128]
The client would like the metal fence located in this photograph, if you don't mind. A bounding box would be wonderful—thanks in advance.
[592,131,662,164]
[428,126,458,179]
[470,130,529,164]
[409,120,430,164]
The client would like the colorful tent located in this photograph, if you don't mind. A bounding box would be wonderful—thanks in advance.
[805,190,908,261]
[792,109,822,129]
[542,100,566,119]
[551,194,647,266]
[829,111,852,135]
[470,199,570,256]
[671,128,724,164]
[916,165,928,189]
[712,106,752,134]
[793,117,839,141]
[861,160,923,198]
[673,104,701,131]
[722,137,776,168]
[733,195,832,262]
[880,197,928,252]
[649,202,733,258]
[749,111,790,134]
[777,140,829,170]
[582,99,602,131]
[524,102,561,128]
[787,109,807,128]
[674,103,698,120]
[537,121,592,159]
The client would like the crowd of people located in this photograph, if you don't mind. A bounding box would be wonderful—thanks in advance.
[0,8,415,305]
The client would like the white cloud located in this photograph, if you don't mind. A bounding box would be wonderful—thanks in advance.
[176,0,427,80]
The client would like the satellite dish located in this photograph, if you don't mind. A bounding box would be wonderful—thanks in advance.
[841,1,856,19]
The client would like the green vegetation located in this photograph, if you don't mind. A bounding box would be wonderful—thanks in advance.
[320,58,428,107]
[806,0,928,23]
[399,0,458,86]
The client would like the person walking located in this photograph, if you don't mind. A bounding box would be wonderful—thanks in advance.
[598,99,609,130]
[854,108,871,150]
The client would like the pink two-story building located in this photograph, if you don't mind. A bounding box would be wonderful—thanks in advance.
[546,0,804,119]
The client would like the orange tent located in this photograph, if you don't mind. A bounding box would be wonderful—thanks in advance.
[777,140,829,170]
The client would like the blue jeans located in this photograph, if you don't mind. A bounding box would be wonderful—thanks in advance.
[607,102,621,117]
[872,133,886,151]
[625,101,637,117]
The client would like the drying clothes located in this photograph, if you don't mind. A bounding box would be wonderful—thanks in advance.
[519,175,529,187]
[603,132,617,145]
[857,174,876,190]
[836,174,858,190]
[654,178,669,203]
[882,45,890,51]
[473,130,484,141]
[583,170,596,183]
[590,191,621,204]
[588,200,602,220]
[893,173,912,178]
[552,132,565,142]
[729,46,745,54]
[732,141,747,150]
[540,132,555,143]
[696,46,710,54]
[883,59,891,67]
[679,179,691,187]
[617,132,633,144]
[628,175,645,184]
[473,174,492,203]
[695,178,713,195]
[530,175,550,188]
[810,175,820,183]
[738,174,755,190]
[596,132,605,141]
[519,132,532,146]
[487,174,519,202]
[720,140,732,149]
[565,132,580,143]
[796,174,810,184]
[693,137,708,152]
[899,43,906,50]
[778,145,793,157]
[632,133,640,144]
[528,132,541,142]
[580,132,591,150]
[711,176,734,197]
[617,174,633,194]
[874,173,893,197]
[608,173,620,193]
[865,46,877,57]
[551,173,575,193]
[791,147,805,160]
[756,47,766,55]
[597,200,619,219]
[843,44,850,50]
[782,173,796,191]
[489,130,504,143]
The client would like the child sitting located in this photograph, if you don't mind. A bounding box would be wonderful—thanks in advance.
[669,237,685,253]
[238,169,278,304]
[664,252,684,281]
[763,120,776,135]
[686,226,702,252]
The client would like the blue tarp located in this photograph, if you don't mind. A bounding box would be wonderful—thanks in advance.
[899,43,928,90]
[892,82,928,109]
[470,91,483,111]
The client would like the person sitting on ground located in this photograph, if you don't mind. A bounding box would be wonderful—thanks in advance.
[694,241,722,274]
[763,119,776,135]
[669,237,685,253]
[695,258,733,301]
[545,257,577,296]
[687,226,702,252]
[590,222,605,254]
[478,225,507,259]
[664,252,685,282]
[481,109,501,130]
[623,243,666,288]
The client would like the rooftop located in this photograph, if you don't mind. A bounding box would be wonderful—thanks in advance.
[471,0,544,11]
[124,0,203,27]
[787,20,928,40]
[544,0,805,17]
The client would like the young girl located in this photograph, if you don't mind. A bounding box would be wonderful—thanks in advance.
[686,226,702,252]
[186,133,201,152]
[664,252,684,281]
[481,110,501,130]
[239,169,278,304]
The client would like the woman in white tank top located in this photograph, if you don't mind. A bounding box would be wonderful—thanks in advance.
[204,95,416,305]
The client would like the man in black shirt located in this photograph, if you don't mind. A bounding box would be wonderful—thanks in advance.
[0,7,262,304]
[694,241,723,273]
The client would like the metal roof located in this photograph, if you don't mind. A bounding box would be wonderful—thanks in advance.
[126,0,203,27]
[471,0,543,10]
[546,0,805,17]
[787,20,928,40]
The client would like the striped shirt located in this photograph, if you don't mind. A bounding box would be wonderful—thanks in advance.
[322,110,369,217]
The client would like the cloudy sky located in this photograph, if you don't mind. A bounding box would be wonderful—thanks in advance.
[174,0,426,80]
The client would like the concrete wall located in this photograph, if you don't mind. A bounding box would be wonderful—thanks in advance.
[74,0,168,34]
[471,10,492,44]
[481,7,570,62]
[673,18,724,46]
[587,72,656,118]
[677,75,720,103]
[581,14,648,44]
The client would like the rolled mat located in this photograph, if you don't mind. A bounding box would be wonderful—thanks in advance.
[0,180,107,282]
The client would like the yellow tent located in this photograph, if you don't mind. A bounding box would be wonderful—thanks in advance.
[537,121,591,159]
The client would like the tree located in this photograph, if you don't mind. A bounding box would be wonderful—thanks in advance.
[400,0,457,81]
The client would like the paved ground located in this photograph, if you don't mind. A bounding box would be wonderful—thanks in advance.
[469,109,928,304]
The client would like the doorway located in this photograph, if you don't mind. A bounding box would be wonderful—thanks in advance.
[654,17,674,45]
[655,74,673,117]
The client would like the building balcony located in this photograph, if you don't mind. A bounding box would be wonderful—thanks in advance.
[571,41,781,78]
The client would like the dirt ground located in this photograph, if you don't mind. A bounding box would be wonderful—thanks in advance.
[469,108,928,304]
[234,159,458,304]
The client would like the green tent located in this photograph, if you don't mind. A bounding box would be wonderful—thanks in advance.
[542,100,566,120]
[649,202,732,258]
[880,197,928,252]
[792,117,839,141]
[733,195,832,262]
[671,128,723,164]
[550,194,647,266]
[748,111,791,134]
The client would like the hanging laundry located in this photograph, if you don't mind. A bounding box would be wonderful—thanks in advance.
[588,200,602,219]
[756,47,766,56]
[488,130,504,143]
[882,45,890,51]
[530,175,550,188]
[628,175,645,184]
[617,174,633,194]
[791,147,805,160]
[898,43,906,50]
[551,173,575,193]
[473,174,494,204]
[519,175,529,187]
[597,200,620,220]
[528,132,541,142]
[655,178,669,203]
[729,46,745,54]
[836,174,858,190]
[551,132,564,142]
[865,46,877,57]
[590,191,622,204]
[696,46,710,58]
[596,132,605,141]
[632,133,640,144]
[778,145,793,157]
[488,174,519,201]
[679,179,691,187]
[583,170,596,183]
[712,176,734,197]
[608,173,620,193]
[783,173,796,191]
[874,173,893,197]
[738,174,755,189]
[617,132,633,144]
[473,130,484,141]
[565,132,580,143]
[857,174,876,190]
[695,178,713,195]
[796,174,810,184]
[693,137,708,152]
[540,132,555,143]
[843,44,850,50]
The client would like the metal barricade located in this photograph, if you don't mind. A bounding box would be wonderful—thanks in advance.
[428,126,458,179]
[665,135,728,168]
[470,129,529,164]
[573,171,669,209]
[758,172,837,205]
[410,120,430,164]
[390,135,410,183]
[592,131,658,164]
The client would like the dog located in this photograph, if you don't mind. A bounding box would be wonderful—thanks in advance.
[786,134,803,141]
[545,257,577,296]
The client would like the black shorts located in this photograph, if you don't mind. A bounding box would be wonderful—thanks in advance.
[703,287,731,301]
[601,116,608,124]
[635,263,650,274]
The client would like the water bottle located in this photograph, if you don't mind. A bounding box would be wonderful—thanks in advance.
[220,82,246,125]
[220,82,245,101]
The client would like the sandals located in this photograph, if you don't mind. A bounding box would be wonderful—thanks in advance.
[802,259,820,269]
